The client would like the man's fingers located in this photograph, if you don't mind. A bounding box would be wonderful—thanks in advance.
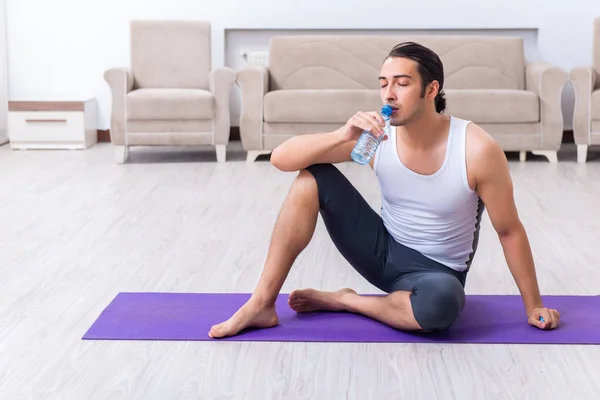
[536,315,547,329]
[361,115,385,136]
[356,112,385,135]
[538,309,559,329]
[529,310,546,329]
[529,308,560,330]
[349,115,376,135]
[367,111,386,127]
[541,309,553,329]
[550,309,560,328]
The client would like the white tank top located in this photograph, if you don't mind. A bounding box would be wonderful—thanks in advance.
[373,116,484,272]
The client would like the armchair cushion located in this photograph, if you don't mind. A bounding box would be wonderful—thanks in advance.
[127,88,213,120]
[444,89,539,123]
[264,90,380,123]
[130,20,211,90]
[592,90,600,119]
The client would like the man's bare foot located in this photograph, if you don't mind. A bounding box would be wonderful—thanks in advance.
[288,288,357,313]
[208,298,279,339]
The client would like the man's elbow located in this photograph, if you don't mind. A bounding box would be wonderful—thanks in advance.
[496,221,526,240]
[270,147,295,172]
[270,147,283,169]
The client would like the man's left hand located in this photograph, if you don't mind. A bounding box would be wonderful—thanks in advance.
[528,307,560,330]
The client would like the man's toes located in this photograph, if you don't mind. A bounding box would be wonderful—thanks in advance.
[291,303,307,312]
[209,323,227,338]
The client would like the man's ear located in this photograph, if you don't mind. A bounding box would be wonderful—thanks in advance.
[427,81,440,99]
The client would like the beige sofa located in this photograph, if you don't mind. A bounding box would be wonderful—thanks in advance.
[105,20,235,163]
[569,17,600,163]
[237,35,568,163]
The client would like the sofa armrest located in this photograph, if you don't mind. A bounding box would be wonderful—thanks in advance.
[209,67,236,145]
[569,66,595,145]
[104,67,134,146]
[236,64,269,151]
[525,63,568,150]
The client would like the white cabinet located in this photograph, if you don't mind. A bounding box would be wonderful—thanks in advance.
[8,99,97,150]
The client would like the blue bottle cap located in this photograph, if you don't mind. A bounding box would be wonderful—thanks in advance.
[381,104,394,117]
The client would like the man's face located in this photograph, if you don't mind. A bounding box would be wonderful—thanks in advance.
[379,56,430,126]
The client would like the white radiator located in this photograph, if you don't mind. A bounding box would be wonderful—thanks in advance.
[242,51,269,66]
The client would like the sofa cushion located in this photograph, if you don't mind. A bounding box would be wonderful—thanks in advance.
[268,35,525,91]
[264,89,539,124]
[592,90,600,120]
[127,88,213,120]
[264,89,382,123]
[445,89,539,123]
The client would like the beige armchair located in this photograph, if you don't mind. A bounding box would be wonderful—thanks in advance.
[105,20,235,163]
[237,35,568,163]
[570,17,600,163]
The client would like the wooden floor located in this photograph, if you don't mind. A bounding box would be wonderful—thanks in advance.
[1,142,599,399]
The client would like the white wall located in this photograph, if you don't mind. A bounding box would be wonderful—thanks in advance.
[5,0,600,131]
[0,0,8,144]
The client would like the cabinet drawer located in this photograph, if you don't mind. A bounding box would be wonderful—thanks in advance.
[9,111,85,142]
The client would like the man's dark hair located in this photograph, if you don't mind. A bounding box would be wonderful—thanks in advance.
[387,42,446,113]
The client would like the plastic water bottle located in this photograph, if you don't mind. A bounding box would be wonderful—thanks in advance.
[350,104,394,165]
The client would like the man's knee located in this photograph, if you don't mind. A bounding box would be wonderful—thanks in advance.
[293,167,318,192]
[283,167,323,212]
[410,274,465,331]
[296,163,337,205]
[296,168,317,184]
[302,163,337,186]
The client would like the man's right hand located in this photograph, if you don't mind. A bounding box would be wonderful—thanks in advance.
[340,111,388,142]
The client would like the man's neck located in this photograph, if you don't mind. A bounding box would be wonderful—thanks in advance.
[395,113,451,150]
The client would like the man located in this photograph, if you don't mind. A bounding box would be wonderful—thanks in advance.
[209,41,560,338]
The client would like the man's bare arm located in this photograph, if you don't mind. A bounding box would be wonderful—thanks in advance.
[270,129,355,172]
[468,124,560,329]
[270,111,387,172]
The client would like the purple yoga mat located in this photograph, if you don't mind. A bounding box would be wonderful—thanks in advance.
[82,292,600,344]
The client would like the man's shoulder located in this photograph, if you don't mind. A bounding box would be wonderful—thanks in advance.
[463,122,508,187]
[447,115,500,156]
[464,122,505,163]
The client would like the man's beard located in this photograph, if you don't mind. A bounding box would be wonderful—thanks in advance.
[390,112,414,127]
[389,102,425,126]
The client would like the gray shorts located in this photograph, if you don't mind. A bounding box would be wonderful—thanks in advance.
[306,163,470,331]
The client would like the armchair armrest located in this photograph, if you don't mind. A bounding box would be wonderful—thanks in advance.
[236,64,269,151]
[569,66,596,145]
[525,63,568,150]
[209,67,236,145]
[104,67,134,145]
